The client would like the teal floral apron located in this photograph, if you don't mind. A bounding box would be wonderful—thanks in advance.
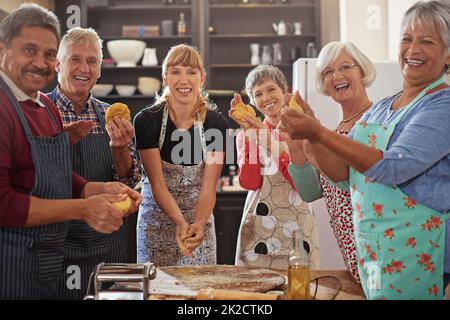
[350,77,449,300]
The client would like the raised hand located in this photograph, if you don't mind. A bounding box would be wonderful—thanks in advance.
[228,93,255,131]
[63,120,94,144]
[280,91,322,141]
[105,116,134,150]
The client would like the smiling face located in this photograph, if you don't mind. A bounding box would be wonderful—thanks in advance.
[251,78,285,118]
[399,22,450,87]
[322,51,366,106]
[56,43,101,99]
[0,26,57,98]
[164,64,205,107]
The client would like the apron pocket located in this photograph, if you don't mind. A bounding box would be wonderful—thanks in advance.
[33,232,66,282]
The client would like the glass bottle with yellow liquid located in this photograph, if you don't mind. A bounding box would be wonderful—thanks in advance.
[287,230,310,300]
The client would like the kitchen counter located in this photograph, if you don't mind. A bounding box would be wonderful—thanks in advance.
[146,268,365,300]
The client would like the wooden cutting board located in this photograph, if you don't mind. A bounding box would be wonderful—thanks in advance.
[148,265,286,299]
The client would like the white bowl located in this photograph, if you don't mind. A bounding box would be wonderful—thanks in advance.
[138,77,161,96]
[116,85,136,96]
[107,40,146,67]
[91,84,114,96]
[138,85,158,96]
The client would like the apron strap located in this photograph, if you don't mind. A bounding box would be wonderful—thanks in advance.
[91,99,107,133]
[159,103,207,159]
[0,77,61,137]
[390,76,446,127]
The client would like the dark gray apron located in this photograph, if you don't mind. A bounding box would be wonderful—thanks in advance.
[0,78,72,300]
[48,92,126,300]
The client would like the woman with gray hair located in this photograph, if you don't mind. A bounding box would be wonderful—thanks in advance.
[287,41,376,283]
[229,65,319,271]
[280,0,450,299]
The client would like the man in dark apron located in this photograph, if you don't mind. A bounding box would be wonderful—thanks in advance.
[0,4,141,300]
[48,27,141,300]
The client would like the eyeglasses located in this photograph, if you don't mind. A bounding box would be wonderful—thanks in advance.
[322,63,359,79]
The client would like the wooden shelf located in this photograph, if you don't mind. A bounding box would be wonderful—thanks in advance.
[210,63,292,68]
[89,4,191,11]
[210,33,316,39]
[207,90,248,97]
[102,36,192,41]
[209,3,316,9]
[101,65,162,70]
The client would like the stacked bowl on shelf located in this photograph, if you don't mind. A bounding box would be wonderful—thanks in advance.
[138,77,161,97]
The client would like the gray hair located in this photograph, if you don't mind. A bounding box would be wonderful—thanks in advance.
[245,65,288,105]
[401,0,450,55]
[0,3,60,47]
[316,41,376,95]
[57,27,103,63]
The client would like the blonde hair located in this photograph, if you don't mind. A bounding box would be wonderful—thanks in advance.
[158,44,210,122]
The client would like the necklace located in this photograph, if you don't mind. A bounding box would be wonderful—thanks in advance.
[336,101,372,135]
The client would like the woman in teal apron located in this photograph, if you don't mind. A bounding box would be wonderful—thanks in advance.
[278,0,450,299]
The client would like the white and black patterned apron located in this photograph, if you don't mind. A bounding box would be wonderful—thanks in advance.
[49,92,127,300]
[0,79,72,299]
[137,106,216,266]
[235,144,320,270]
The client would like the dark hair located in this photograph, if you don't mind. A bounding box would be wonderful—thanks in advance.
[0,3,60,47]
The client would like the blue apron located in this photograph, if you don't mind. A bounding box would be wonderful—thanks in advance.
[350,77,449,299]
[48,90,126,300]
[0,78,72,299]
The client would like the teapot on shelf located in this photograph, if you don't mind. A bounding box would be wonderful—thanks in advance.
[272,20,287,36]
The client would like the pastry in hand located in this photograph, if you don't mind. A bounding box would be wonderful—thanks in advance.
[105,103,131,124]
[112,196,132,214]
[289,96,304,113]
[231,101,256,121]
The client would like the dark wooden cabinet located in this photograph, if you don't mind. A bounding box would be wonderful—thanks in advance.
[204,0,321,92]
[54,0,321,118]
[213,191,247,264]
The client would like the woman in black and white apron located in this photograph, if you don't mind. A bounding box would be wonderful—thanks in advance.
[134,44,228,266]
[230,65,320,270]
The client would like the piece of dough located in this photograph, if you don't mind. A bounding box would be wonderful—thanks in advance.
[289,96,304,113]
[112,196,132,214]
[105,103,131,124]
[231,101,256,121]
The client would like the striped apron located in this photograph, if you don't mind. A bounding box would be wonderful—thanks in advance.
[0,78,72,299]
[50,96,127,300]
[137,106,216,266]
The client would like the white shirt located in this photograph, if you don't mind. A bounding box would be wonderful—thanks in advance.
[0,71,45,107]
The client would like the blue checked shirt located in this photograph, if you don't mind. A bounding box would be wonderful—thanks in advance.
[48,86,141,188]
